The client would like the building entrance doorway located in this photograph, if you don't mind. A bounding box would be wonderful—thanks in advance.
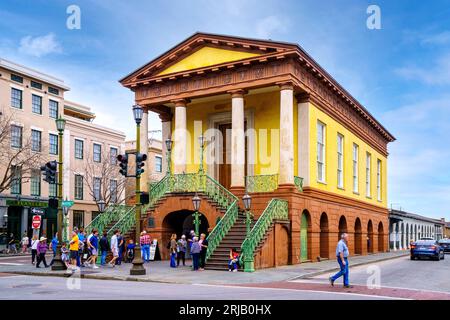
[163,210,210,239]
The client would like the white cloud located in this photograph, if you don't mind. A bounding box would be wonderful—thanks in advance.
[18,33,62,57]
[255,15,289,39]
[421,31,450,45]
[395,53,450,85]
[381,95,450,219]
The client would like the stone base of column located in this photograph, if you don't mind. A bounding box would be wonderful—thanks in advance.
[229,186,245,197]
[276,183,296,193]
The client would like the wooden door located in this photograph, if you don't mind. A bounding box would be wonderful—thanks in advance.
[219,123,232,189]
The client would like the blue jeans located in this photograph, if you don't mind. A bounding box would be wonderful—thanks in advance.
[142,245,150,262]
[229,259,238,271]
[331,257,349,286]
[101,250,107,265]
[170,252,177,268]
[192,253,200,270]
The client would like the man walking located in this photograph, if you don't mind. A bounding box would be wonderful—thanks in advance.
[140,231,151,263]
[329,233,352,288]
[99,231,109,266]
[69,231,79,270]
[85,229,99,268]
[49,232,58,266]
[109,229,119,267]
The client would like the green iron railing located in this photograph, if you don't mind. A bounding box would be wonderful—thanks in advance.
[106,205,136,239]
[294,176,304,192]
[206,200,239,261]
[240,199,289,267]
[85,204,132,235]
[245,174,278,193]
[100,173,239,258]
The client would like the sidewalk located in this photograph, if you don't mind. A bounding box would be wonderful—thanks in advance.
[0,251,409,285]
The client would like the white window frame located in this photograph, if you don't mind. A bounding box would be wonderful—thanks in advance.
[317,121,326,183]
[337,134,344,189]
[155,155,163,173]
[352,143,359,193]
[366,152,371,198]
[377,159,382,201]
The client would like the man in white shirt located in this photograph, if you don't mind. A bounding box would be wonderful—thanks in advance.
[109,229,119,267]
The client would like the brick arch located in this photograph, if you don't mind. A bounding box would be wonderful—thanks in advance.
[377,221,385,252]
[143,194,224,259]
[367,219,374,253]
[354,217,363,255]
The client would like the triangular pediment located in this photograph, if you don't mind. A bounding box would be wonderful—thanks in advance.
[157,46,261,76]
[120,32,298,85]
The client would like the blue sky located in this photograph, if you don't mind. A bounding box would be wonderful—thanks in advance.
[1,0,450,219]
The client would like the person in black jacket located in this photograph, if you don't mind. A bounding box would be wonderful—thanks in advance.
[99,231,109,266]
[199,233,208,270]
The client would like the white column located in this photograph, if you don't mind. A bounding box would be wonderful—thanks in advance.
[21,208,28,233]
[402,222,408,250]
[140,110,149,191]
[393,223,397,250]
[230,90,246,188]
[279,83,294,185]
[161,115,172,175]
[173,99,187,174]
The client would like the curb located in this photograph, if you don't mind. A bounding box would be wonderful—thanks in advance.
[288,253,409,281]
[6,253,409,285]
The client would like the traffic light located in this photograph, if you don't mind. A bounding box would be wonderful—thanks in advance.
[140,192,149,204]
[117,154,128,177]
[40,160,57,184]
[48,198,58,209]
[136,152,147,176]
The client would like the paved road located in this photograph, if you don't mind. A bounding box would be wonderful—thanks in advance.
[0,253,447,300]
[303,254,450,292]
[236,254,450,300]
[0,273,390,300]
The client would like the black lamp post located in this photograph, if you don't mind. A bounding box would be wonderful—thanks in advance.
[198,135,205,174]
[130,104,146,276]
[51,116,66,271]
[165,138,173,175]
[97,199,106,213]
[192,193,202,236]
[242,193,254,272]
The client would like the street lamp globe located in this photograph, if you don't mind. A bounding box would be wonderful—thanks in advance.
[243,193,252,211]
[62,205,69,216]
[132,104,144,124]
[98,199,106,213]
[198,135,205,147]
[192,193,201,211]
[165,138,173,152]
[55,116,66,132]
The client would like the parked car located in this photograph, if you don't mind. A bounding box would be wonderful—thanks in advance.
[438,239,450,253]
[410,240,444,260]
[419,237,434,241]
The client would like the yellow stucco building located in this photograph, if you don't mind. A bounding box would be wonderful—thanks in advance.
[114,33,395,269]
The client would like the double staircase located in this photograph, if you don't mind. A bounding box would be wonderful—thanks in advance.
[85,173,290,271]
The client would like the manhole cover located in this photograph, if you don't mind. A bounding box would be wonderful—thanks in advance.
[302,268,320,271]
[12,284,42,289]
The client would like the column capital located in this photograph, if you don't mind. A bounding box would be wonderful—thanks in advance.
[159,112,173,122]
[171,98,190,107]
[295,92,311,103]
[277,81,295,91]
[228,89,248,98]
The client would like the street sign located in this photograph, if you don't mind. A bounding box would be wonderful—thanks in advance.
[31,207,45,215]
[32,215,42,229]
[62,200,74,207]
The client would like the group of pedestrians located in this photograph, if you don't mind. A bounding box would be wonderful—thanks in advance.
[168,230,208,271]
